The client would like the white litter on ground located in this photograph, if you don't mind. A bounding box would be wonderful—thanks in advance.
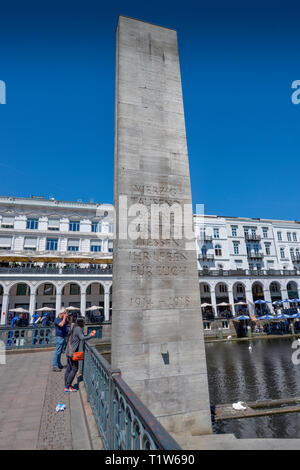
[56,403,66,412]
[232,401,247,411]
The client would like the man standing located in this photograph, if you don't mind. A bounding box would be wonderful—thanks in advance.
[52,308,69,372]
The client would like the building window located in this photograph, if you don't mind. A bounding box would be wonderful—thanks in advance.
[244,228,249,236]
[203,284,210,293]
[201,245,207,255]
[265,243,271,255]
[277,232,282,241]
[109,223,114,233]
[108,240,113,253]
[26,218,39,230]
[69,220,80,232]
[237,284,244,293]
[70,284,80,295]
[215,244,222,256]
[44,284,54,295]
[92,222,101,233]
[231,226,237,237]
[90,240,102,252]
[48,219,60,231]
[204,322,211,330]
[46,238,58,251]
[263,228,268,238]
[280,248,285,259]
[213,228,219,239]
[219,284,227,293]
[17,284,28,296]
[67,239,79,252]
[222,321,229,329]
[287,232,292,242]
[290,248,294,258]
[251,228,256,236]
[233,242,239,255]
[293,233,297,242]
[0,236,12,250]
[1,216,14,228]
[24,237,37,251]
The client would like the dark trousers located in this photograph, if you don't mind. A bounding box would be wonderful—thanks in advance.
[65,356,79,388]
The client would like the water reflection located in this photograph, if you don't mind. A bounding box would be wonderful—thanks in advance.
[205,338,300,438]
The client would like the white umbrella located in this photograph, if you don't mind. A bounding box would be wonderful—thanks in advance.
[66,306,80,311]
[217,302,231,306]
[235,301,248,305]
[85,305,104,311]
[9,307,30,313]
[201,303,212,307]
[36,307,55,312]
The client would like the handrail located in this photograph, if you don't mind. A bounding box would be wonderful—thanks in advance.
[82,342,181,450]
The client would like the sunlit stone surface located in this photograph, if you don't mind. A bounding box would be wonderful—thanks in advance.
[111,15,212,440]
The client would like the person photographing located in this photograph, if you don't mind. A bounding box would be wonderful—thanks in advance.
[52,308,69,371]
[64,317,96,392]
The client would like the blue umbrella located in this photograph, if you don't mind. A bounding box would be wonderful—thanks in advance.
[234,315,250,320]
[259,314,276,320]
[275,313,291,319]
[273,300,283,305]
[291,298,300,303]
[290,313,300,318]
[255,299,271,315]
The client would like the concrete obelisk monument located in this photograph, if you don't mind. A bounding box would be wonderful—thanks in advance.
[112,15,212,443]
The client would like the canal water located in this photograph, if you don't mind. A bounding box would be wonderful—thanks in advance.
[205,337,300,438]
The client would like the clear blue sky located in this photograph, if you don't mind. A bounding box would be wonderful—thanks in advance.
[0,0,300,220]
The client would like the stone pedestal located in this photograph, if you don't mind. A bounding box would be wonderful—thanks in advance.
[112,15,212,439]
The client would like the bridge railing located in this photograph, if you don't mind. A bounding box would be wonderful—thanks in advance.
[0,326,55,350]
[81,342,181,450]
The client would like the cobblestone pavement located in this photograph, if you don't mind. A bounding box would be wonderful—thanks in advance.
[0,351,91,450]
[0,351,50,450]
[37,361,72,450]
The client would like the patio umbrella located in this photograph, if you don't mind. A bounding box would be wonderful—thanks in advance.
[66,306,80,311]
[291,298,300,303]
[217,302,231,306]
[9,307,30,313]
[272,300,283,305]
[259,314,276,320]
[290,313,300,318]
[235,302,248,305]
[85,305,104,311]
[36,307,55,312]
[254,299,270,316]
[275,313,290,319]
[234,315,250,320]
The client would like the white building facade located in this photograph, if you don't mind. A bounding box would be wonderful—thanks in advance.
[0,196,114,325]
[1,195,300,327]
[195,214,300,320]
